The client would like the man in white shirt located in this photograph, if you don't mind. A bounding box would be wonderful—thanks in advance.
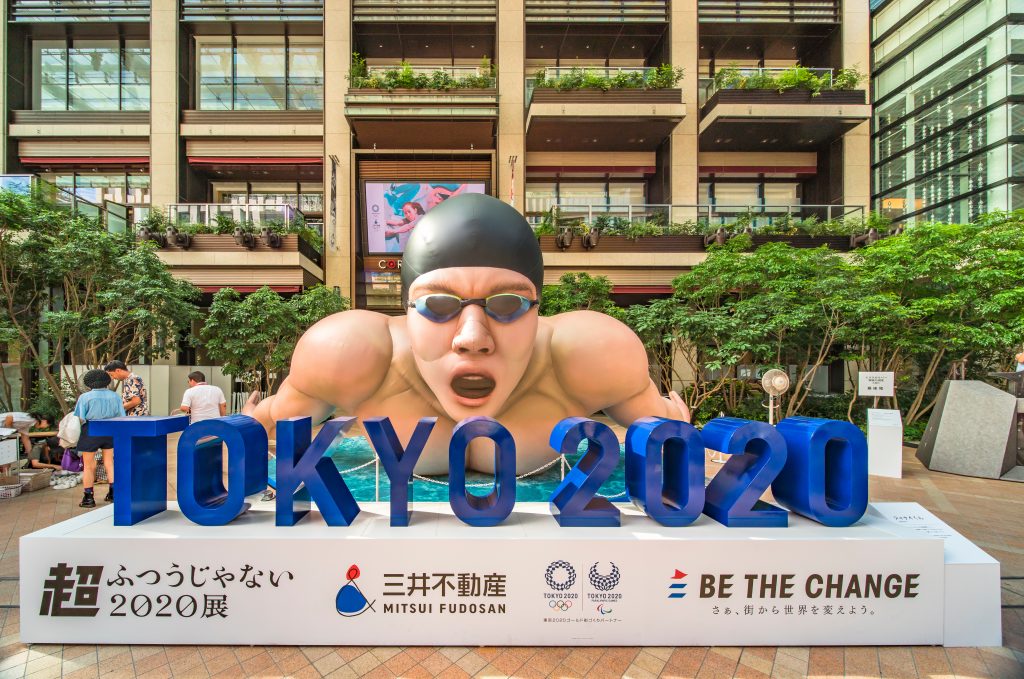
[180,371,227,423]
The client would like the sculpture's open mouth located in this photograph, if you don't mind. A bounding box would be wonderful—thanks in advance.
[450,374,496,400]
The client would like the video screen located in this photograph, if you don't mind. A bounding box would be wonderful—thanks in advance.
[364,182,487,254]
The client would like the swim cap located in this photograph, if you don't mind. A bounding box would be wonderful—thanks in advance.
[401,193,544,304]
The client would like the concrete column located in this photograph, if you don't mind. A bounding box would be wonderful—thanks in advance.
[843,0,872,210]
[496,0,525,211]
[149,0,180,209]
[324,0,354,298]
[670,0,699,208]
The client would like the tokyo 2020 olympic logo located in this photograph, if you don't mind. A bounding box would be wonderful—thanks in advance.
[545,561,576,591]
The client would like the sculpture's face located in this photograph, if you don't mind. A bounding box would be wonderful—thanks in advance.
[406,267,538,420]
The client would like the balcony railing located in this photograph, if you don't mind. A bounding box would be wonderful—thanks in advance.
[181,0,323,21]
[0,174,132,234]
[525,0,668,22]
[167,203,303,228]
[526,66,654,104]
[10,0,150,22]
[353,0,496,22]
[701,67,834,103]
[698,0,839,23]
[351,65,497,90]
[550,203,865,230]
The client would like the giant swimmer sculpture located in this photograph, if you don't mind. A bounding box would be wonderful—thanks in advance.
[244,193,690,474]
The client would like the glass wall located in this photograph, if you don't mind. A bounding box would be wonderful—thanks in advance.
[41,172,150,206]
[197,37,323,110]
[871,0,1024,223]
[211,183,323,212]
[524,180,646,222]
[32,40,150,111]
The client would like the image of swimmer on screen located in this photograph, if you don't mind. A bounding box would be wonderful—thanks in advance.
[246,193,690,474]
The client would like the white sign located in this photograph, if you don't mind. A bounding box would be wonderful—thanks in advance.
[859,371,895,397]
[867,409,903,478]
[0,437,16,467]
[20,502,955,646]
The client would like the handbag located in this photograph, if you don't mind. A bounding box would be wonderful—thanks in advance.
[61,448,83,473]
[58,412,82,448]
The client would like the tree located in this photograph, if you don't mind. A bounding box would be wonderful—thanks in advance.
[847,215,1024,423]
[540,272,624,319]
[200,285,349,393]
[0,189,198,413]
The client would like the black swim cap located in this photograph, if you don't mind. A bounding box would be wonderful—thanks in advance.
[401,193,544,304]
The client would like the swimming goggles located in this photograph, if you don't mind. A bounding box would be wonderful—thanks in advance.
[408,293,539,323]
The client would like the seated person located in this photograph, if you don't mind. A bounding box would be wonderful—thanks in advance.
[0,411,47,475]
[28,435,63,471]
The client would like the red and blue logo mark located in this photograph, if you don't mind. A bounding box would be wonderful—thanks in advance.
[336,564,376,617]
[669,569,687,599]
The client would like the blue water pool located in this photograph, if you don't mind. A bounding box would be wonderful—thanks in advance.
[269,435,629,502]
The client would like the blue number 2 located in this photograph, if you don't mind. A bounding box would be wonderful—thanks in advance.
[549,417,620,527]
[701,417,788,528]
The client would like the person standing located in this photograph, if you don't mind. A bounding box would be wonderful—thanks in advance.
[180,371,227,424]
[104,360,149,416]
[73,369,124,508]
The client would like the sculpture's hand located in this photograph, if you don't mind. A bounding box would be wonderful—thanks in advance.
[242,391,262,417]
[664,390,692,423]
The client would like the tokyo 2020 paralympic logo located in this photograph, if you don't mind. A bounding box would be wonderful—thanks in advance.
[545,561,576,591]
[588,562,620,591]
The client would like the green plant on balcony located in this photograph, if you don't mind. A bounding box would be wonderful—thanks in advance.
[349,53,496,91]
[712,64,864,97]
[533,64,684,92]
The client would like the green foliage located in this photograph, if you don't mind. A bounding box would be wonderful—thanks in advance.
[200,285,349,392]
[540,273,624,321]
[0,189,199,413]
[712,64,863,96]
[349,56,497,91]
[533,64,684,92]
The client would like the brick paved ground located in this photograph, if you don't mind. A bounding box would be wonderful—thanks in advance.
[1,435,1023,678]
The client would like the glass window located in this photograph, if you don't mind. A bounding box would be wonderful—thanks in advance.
[288,43,324,111]
[234,41,286,110]
[69,40,120,111]
[33,41,67,110]
[127,173,150,205]
[32,40,149,111]
[763,183,799,206]
[525,182,557,220]
[608,182,645,205]
[558,183,606,207]
[122,41,150,111]
[198,41,233,110]
[712,183,759,205]
[74,174,126,204]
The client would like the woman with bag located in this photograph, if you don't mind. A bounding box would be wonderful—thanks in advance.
[72,369,124,508]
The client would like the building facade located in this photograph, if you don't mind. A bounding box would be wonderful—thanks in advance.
[871,0,1024,225]
[1,0,870,309]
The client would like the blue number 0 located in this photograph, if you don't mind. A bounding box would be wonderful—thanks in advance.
[625,417,705,526]
[773,417,868,527]
[549,417,621,527]
[701,417,788,528]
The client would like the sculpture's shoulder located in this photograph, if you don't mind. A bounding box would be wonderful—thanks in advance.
[289,310,395,410]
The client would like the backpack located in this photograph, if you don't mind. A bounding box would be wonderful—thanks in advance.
[58,412,81,448]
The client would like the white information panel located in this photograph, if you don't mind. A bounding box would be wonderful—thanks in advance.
[0,437,17,467]
[868,408,904,478]
[18,501,996,647]
[859,371,895,397]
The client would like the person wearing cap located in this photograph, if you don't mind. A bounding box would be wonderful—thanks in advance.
[245,193,689,474]
[103,360,149,416]
[73,369,125,508]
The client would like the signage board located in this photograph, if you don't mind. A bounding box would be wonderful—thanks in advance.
[21,502,954,647]
[858,372,895,397]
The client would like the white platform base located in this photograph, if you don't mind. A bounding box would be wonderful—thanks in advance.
[20,501,1000,647]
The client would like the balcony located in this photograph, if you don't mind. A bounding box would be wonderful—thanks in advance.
[0,174,133,234]
[9,0,150,22]
[180,110,323,138]
[525,67,685,152]
[698,67,869,152]
[180,0,323,21]
[144,204,324,290]
[537,201,867,256]
[698,0,838,23]
[346,65,497,149]
[525,0,667,23]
